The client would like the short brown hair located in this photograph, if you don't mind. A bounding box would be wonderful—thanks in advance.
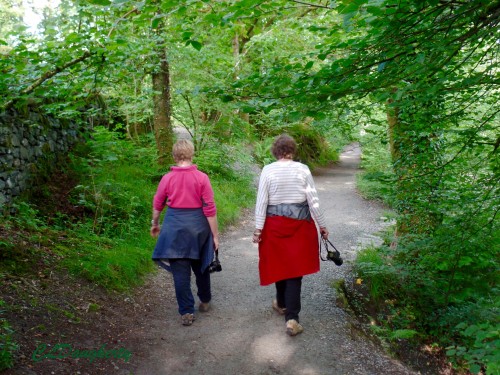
[172,139,194,162]
[271,134,297,159]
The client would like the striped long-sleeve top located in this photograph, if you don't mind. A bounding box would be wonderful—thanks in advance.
[255,160,327,230]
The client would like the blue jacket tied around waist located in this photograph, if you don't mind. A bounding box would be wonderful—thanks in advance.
[152,208,214,273]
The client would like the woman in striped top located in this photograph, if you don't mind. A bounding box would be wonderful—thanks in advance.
[253,134,329,336]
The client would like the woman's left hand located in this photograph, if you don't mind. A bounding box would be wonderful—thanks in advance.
[252,229,262,243]
[150,225,160,237]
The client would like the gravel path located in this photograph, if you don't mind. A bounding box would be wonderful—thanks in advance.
[131,144,416,375]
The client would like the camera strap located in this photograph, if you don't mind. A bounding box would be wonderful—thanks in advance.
[319,237,339,261]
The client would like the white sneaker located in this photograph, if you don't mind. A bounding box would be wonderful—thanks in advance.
[272,299,286,315]
[199,302,211,312]
[181,313,195,326]
[286,319,303,336]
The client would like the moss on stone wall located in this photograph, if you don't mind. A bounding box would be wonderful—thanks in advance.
[0,106,88,209]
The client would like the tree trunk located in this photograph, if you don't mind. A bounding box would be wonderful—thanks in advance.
[387,96,400,163]
[232,31,250,123]
[152,47,174,166]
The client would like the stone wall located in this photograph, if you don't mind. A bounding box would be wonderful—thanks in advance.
[0,107,84,208]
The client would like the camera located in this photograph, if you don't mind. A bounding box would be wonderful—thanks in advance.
[208,258,221,273]
[326,249,343,266]
[321,238,343,266]
[208,251,222,273]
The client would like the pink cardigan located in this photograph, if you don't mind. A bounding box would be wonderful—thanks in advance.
[153,165,217,217]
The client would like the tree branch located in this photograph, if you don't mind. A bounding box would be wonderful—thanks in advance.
[108,7,140,38]
[3,7,140,111]
[3,51,93,110]
[288,0,333,9]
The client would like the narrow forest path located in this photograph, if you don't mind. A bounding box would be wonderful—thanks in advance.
[129,144,416,375]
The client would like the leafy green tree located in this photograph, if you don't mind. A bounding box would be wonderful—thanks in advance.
[1,0,204,164]
[228,0,499,233]
[0,0,23,42]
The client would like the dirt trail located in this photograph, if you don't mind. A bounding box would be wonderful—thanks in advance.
[125,144,416,375]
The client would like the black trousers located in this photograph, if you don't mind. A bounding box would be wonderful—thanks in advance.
[275,276,303,322]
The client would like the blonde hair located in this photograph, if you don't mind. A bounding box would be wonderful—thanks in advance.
[172,139,194,162]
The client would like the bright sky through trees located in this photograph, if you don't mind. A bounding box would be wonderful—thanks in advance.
[22,0,60,33]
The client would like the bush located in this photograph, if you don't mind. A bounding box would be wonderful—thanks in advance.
[353,227,499,373]
[253,137,275,167]
[446,321,500,375]
[356,136,395,205]
[194,141,254,180]
[252,122,337,168]
[355,248,397,303]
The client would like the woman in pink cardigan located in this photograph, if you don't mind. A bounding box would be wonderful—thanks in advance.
[150,139,219,326]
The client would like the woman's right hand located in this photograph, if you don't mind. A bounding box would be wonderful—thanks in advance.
[320,227,329,239]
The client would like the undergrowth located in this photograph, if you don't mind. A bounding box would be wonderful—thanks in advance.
[0,299,18,371]
[356,136,394,205]
[354,239,499,375]
[354,131,499,374]
[1,127,256,292]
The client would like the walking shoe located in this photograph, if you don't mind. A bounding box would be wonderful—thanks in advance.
[181,313,195,326]
[286,319,304,336]
[272,299,286,315]
[199,302,211,312]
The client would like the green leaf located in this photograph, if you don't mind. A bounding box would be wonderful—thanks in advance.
[189,40,202,51]
[389,329,418,340]
[221,95,234,102]
[339,0,367,14]
[87,0,111,5]
[366,6,383,16]
[65,32,81,43]
[385,7,397,15]
[106,43,119,51]
[288,111,302,121]
[304,61,314,70]
[151,18,161,29]
[469,364,481,374]
[240,104,256,113]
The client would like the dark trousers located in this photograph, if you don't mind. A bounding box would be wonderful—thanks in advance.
[169,259,211,315]
[275,276,303,322]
